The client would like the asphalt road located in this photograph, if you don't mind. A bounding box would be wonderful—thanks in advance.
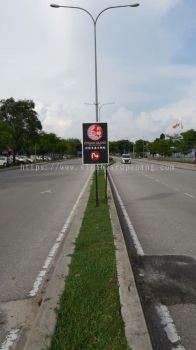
[110,158,196,350]
[0,160,92,345]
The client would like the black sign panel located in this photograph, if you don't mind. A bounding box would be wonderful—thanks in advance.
[82,123,109,164]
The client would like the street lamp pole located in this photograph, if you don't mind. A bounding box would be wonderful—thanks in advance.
[50,3,140,206]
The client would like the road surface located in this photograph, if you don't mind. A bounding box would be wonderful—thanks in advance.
[0,159,92,346]
[110,158,196,350]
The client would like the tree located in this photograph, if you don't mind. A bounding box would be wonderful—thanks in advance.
[180,129,196,153]
[0,121,13,152]
[66,139,81,156]
[135,139,145,157]
[117,140,132,154]
[109,141,119,154]
[0,98,42,161]
[36,132,59,159]
[148,138,173,157]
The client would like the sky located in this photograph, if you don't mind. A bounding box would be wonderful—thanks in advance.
[0,0,196,141]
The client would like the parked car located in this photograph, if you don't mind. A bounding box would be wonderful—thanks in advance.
[0,156,8,167]
[121,154,131,164]
[15,155,29,164]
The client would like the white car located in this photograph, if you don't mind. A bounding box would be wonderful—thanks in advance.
[15,155,29,164]
[121,154,131,164]
[0,156,8,167]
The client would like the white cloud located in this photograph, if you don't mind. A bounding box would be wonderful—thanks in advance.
[109,98,196,141]
[0,0,196,142]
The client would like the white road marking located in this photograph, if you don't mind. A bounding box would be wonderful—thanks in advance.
[109,173,144,256]
[156,304,185,349]
[29,172,92,297]
[174,188,180,192]
[184,192,195,199]
[40,189,52,194]
[0,329,20,350]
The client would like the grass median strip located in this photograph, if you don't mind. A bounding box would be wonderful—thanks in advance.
[50,169,129,350]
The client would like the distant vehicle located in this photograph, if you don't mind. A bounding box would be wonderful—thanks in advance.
[0,156,8,167]
[15,155,30,164]
[27,157,33,163]
[44,155,52,161]
[121,154,131,164]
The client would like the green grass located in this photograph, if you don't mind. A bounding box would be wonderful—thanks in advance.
[50,170,129,350]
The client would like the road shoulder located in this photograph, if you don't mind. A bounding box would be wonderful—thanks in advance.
[108,182,152,350]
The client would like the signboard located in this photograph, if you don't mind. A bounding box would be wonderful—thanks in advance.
[82,123,109,164]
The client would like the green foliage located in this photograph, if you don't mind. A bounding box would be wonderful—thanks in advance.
[109,140,133,154]
[179,129,196,153]
[34,134,81,157]
[0,97,82,158]
[0,121,13,152]
[0,98,42,156]
[148,138,173,156]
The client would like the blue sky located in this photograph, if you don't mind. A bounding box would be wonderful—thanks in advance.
[0,0,196,141]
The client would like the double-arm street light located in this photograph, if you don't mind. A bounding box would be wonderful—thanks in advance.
[50,3,140,206]
[50,3,139,122]
[85,102,115,121]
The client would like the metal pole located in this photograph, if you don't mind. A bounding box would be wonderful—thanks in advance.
[94,23,99,123]
[105,164,108,201]
[94,22,99,207]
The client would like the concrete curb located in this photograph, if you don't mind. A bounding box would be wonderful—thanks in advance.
[21,176,92,350]
[108,182,153,350]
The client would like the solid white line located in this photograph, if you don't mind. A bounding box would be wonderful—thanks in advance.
[29,172,92,297]
[40,189,52,194]
[184,192,194,199]
[0,329,20,350]
[156,304,185,349]
[109,173,144,256]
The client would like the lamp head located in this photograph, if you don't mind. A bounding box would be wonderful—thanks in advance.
[50,4,60,8]
[130,3,140,7]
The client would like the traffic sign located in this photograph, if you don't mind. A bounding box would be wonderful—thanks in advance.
[82,123,109,164]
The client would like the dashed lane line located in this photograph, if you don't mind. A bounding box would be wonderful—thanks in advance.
[184,192,195,199]
[156,304,185,350]
[0,329,20,350]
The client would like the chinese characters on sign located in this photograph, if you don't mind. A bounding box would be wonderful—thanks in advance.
[82,123,109,164]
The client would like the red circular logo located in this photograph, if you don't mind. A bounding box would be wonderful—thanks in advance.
[90,151,100,161]
[87,124,103,141]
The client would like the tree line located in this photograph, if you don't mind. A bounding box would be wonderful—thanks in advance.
[110,130,196,158]
[0,98,81,162]
[1,97,195,161]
